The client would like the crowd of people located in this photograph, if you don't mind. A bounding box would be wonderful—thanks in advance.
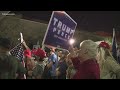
[0,37,120,79]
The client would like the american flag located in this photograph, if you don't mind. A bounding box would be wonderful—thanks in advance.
[10,42,27,79]
[10,43,24,61]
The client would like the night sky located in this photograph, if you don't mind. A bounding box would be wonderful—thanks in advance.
[12,11,120,33]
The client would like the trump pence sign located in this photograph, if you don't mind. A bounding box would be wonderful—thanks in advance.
[42,11,77,50]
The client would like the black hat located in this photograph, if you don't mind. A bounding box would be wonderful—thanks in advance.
[0,37,11,49]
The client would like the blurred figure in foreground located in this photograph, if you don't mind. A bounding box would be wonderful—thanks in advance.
[0,37,26,79]
[67,40,100,79]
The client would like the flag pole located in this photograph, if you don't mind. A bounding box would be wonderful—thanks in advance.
[112,28,118,62]
[20,32,26,79]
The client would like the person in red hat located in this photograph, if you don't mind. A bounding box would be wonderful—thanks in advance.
[31,48,46,79]
[96,41,120,79]
[24,49,32,59]
[22,41,36,79]
[22,40,47,79]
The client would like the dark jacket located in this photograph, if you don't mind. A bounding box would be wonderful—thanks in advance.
[0,53,26,79]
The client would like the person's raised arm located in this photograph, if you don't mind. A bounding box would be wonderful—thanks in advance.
[22,40,30,50]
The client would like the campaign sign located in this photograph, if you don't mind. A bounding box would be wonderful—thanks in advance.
[42,11,77,50]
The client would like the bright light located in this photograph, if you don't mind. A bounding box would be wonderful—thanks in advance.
[69,39,75,45]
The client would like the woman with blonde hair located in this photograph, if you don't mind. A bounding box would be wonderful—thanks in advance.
[96,41,120,79]
[67,40,100,79]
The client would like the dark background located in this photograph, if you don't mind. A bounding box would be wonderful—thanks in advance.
[11,11,120,33]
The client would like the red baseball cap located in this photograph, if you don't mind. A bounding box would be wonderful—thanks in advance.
[24,49,32,58]
[34,48,46,59]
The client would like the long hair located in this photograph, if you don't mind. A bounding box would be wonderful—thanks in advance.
[96,46,118,69]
